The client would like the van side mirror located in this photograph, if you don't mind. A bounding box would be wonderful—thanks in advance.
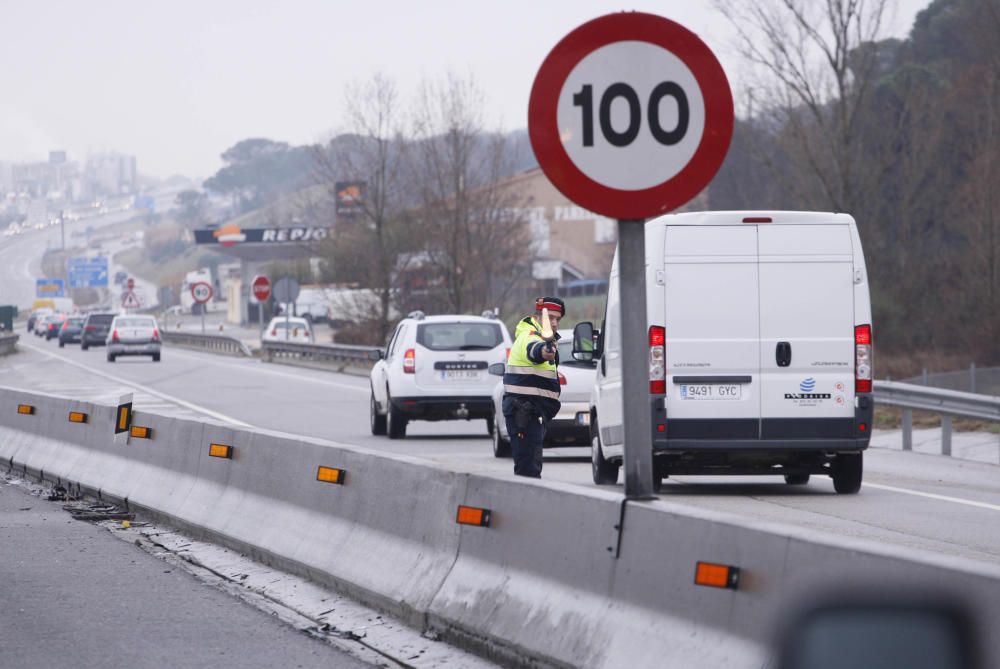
[572,322,596,361]
[368,349,384,362]
[488,362,505,376]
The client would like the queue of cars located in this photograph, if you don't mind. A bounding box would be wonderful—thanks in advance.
[26,307,162,363]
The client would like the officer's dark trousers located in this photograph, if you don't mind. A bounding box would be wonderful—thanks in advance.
[502,395,545,478]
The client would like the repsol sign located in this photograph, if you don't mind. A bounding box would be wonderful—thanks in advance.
[194,226,334,246]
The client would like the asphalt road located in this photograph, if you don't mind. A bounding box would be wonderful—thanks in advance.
[5,337,1000,570]
[0,474,373,669]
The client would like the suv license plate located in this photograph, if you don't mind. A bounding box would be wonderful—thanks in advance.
[441,370,481,381]
[679,384,741,400]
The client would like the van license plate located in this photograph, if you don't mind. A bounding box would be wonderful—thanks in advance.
[679,384,741,400]
[441,370,481,381]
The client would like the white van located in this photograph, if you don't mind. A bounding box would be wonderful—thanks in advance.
[574,211,873,494]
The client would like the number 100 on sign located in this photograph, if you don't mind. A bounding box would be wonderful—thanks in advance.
[558,43,705,193]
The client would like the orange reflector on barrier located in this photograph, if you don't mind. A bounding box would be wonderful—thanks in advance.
[130,425,152,439]
[209,443,233,459]
[17,404,35,415]
[316,466,345,484]
[69,411,88,424]
[694,561,740,590]
[456,505,491,527]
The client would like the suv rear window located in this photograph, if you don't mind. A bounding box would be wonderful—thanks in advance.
[417,323,502,351]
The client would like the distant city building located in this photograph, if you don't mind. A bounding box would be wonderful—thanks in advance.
[85,152,137,197]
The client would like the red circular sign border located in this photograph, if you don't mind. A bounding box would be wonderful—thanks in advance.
[251,275,271,302]
[528,12,734,220]
[191,281,213,304]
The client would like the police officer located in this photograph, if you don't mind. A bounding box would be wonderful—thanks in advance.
[502,297,564,478]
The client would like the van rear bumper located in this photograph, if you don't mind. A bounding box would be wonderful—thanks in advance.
[655,437,869,452]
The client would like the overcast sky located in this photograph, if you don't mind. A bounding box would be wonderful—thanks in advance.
[1,1,930,179]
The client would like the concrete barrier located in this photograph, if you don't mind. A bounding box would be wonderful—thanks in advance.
[3,385,1000,668]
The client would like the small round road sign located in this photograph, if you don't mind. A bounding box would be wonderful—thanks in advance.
[191,281,213,304]
[126,277,135,291]
[251,275,271,303]
[528,12,734,219]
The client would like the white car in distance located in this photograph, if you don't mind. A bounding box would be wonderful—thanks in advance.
[262,316,313,344]
[368,312,513,439]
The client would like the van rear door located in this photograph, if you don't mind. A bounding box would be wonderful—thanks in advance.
[757,224,856,438]
[663,226,761,440]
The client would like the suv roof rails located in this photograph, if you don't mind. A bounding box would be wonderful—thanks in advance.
[481,309,500,319]
[407,310,426,320]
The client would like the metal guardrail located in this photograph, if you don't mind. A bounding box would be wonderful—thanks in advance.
[874,380,1000,456]
[161,331,252,357]
[0,333,18,356]
[261,340,378,369]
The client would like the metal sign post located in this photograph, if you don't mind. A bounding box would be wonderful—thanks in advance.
[527,12,734,499]
[618,219,656,498]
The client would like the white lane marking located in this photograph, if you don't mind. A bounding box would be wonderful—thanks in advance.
[21,342,254,428]
[164,347,369,393]
[866,482,1000,512]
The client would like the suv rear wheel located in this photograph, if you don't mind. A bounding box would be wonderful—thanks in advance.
[492,419,511,458]
[591,420,619,485]
[387,393,407,439]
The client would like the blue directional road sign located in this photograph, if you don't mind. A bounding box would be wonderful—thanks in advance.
[36,278,66,297]
[67,256,109,288]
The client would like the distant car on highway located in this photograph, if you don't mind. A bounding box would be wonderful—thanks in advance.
[262,316,313,344]
[81,313,116,350]
[42,314,67,340]
[368,311,512,439]
[489,330,595,457]
[58,316,87,347]
[106,315,161,362]
[27,308,53,333]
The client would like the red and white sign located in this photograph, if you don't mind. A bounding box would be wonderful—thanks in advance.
[528,12,734,219]
[190,281,213,304]
[126,277,135,291]
[121,291,141,309]
[251,275,271,303]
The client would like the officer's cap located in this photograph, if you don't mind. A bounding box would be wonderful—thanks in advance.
[535,296,565,316]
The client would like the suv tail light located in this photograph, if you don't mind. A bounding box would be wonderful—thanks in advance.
[855,324,872,393]
[558,371,567,385]
[111,329,120,343]
[152,328,160,341]
[649,325,666,394]
[403,348,416,374]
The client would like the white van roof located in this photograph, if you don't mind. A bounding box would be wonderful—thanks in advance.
[651,211,855,226]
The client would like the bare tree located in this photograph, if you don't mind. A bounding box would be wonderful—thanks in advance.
[715,0,894,214]
[408,73,532,315]
[313,73,411,343]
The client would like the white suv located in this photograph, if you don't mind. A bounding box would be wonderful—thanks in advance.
[369,312,512,439]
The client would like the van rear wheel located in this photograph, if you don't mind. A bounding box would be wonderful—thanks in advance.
[591,421,619,485]
[832,453,863,494]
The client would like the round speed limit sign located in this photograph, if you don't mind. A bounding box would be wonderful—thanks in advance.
[529,13,734,219]
[190,281,213,304]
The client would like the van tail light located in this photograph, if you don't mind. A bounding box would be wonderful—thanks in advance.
[403,348,416,374]
[111,329,120,343]
[649,325,666,394]
[855,324,872,393]
[558,372,567,385]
